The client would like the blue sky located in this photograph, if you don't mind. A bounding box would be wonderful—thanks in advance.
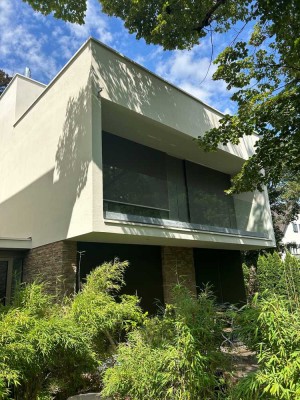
[0,0,247,114]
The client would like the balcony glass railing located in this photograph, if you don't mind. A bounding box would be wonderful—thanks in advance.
[104,197,269,239]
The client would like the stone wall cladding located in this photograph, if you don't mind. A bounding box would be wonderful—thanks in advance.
[23,241,77,296]
[161,246,197,304]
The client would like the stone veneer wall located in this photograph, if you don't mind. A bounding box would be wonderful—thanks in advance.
[161,246,197,304]
[23,241,77,296]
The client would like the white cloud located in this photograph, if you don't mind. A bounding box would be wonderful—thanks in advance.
[155,40,235,113]
[0,0,116,82]
[0,0,236,115]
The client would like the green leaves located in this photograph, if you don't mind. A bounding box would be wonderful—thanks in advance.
[0,283,97,399]
[0,260,144,399]
[100,0,230,50]
[71,260,145,356]
[235,253,300,399]
[22,0,87,24]
[102,285,226,400]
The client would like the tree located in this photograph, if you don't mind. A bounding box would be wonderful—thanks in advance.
[23,0,300,196]
[0,70,12,95]
[268,175,300,248]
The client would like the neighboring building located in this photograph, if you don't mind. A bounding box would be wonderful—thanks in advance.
[0,38,275,310]
[282,215,300,259]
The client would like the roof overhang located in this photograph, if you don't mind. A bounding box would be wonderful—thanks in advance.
[0,237,32,250]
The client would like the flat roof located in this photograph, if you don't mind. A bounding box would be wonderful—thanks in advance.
[14,37,227,127]
[0,73,46,101]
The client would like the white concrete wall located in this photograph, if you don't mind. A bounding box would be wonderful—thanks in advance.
[233,189,274,239]
[282,215,300,255]
[0,44,94,248]
[0,75,45,139]
[91,39,256,162]
[15,76,46,121]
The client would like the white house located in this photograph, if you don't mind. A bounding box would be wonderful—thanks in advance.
[282,215,300,258]
[0,38,275,310]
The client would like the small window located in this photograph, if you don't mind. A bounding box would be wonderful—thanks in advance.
[293,223,298,233]
[0,258,23,305]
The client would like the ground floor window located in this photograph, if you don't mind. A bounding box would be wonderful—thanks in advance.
[0,257,23,305]
[77,242,246,311]
[77,242,164,314]
[194,248,246,305]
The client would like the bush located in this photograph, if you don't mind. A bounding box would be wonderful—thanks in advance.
[233,252,300,399]
[243,252,300,303]
[70,260,145,358]
[0,282,97,400]
[232,294,300,400]
[102,285,227,400]
[0,260,144,399]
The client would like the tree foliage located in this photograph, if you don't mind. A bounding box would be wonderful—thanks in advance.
[22,0,87,24]
[243,251,300,302]
[0,70,12,95]
[22,1,300,193]
[0,283,97,400]
[268,176,300,247]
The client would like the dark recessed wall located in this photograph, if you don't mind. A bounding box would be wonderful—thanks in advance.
[194,248,246,305]
[77,242,164,314]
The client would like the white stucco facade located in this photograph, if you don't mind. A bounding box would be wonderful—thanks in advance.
[282,215,300,258]
[0,38,275,251]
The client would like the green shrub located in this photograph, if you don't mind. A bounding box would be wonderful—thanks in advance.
[235,252,300,399]
[70,260,145,357]
[232,294,300,399]
[0,282,97,400]
[243,252,300,303]
[0,260,144,399]
[102,285,227,400]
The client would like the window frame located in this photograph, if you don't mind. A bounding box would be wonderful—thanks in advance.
[293,223,298,233]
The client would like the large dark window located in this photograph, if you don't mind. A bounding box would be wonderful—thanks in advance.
[103,132,169,219]
[0,258,23,305]
[194,249,246,304]
[185,162,237,228]
[167,156,189,222]
[103,132,238,232]
[78,242,164,314]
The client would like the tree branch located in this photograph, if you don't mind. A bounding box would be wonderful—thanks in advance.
[194,0,227,32]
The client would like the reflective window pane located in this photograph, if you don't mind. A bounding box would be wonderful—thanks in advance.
[103,132,168,212]
[102,132,237,231]
[185,161,236,228]
[167,156,189,222]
